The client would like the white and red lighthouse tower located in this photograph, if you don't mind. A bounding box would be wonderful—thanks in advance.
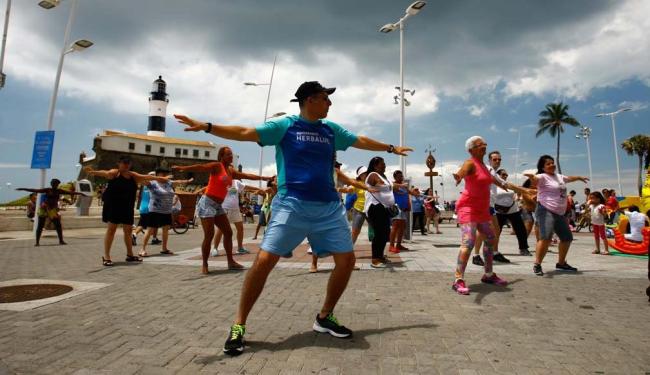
[147,75,168,137]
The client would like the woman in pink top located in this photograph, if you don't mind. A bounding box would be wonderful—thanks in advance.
[451,136,510,295]
[524,155,588,276]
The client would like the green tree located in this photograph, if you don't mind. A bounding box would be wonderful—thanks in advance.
[536,102,580,174]
[621,134,650,196]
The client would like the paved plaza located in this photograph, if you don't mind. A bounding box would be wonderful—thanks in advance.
[0,223,648,374]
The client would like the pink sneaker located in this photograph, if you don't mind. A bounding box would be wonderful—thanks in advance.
[388,246,400,254]
[481,273,508,286]
[452,279,470,295]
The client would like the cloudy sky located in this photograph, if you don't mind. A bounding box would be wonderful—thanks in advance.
[0,0,649,203]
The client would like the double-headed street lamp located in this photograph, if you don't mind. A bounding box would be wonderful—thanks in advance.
[595,107,631,195]
[36,0,93,230]
[243,56,280,188]
[379,1,426,177]
[576,126,594,189]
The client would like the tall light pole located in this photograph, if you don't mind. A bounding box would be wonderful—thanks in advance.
[0,0,11,88]
[576,126,593,189]
[515,162,528,185]
[37,0,93,230]
[379,1,426,177]
[244,55,278,188]
[595,107,631,195]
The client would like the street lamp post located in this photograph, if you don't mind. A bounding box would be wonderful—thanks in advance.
[244,55,278,188]
[36,0,93,231]
[595,108,631,195]
[576,126,593,189]
[0,0,11,89]
[379,1,426,177]
[515,162,528,185]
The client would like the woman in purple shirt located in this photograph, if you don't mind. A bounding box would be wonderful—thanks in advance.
[525,155,588,276]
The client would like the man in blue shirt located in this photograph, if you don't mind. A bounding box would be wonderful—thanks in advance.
[175,81,412,356]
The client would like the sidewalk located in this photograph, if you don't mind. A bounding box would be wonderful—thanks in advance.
[0,223,648,374]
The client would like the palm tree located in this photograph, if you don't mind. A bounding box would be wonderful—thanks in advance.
[621,134,650,196]
[536,102,580,174]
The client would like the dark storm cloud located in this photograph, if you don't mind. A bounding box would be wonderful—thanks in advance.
[20,0,618,92]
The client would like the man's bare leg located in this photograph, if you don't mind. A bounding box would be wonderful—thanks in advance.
[319,252,355,318]
[234,250,280,324]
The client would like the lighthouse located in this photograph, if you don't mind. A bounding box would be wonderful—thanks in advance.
[147,76,169,137]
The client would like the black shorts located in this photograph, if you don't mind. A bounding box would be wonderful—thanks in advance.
[148,212,172,228]
[137,213,150,229]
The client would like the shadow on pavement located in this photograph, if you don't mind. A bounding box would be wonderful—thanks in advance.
[468,278,523,305]
[195,323,437,364]
[540,269,599,278]
[180,269,244,281]
[86,261,143,273]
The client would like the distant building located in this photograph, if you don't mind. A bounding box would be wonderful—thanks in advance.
[78,76,237,185]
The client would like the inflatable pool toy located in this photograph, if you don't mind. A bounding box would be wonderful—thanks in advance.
[607,227,649,255]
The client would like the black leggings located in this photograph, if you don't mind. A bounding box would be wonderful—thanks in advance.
[496,210,528,250]
[36,216,63,244]
[412,211,425,234]
[367,203,390,260]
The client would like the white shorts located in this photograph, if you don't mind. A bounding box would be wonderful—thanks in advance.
[225,208,243,223]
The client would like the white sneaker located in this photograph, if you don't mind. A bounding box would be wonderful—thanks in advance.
[210,248,219,257]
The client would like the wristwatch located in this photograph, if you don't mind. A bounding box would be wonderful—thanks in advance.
[387,144,395,154]
[204,122,213,133]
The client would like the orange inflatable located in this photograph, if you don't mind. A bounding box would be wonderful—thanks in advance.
[608,227,649,255]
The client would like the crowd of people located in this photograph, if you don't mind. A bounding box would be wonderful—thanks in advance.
[16,80,649,356]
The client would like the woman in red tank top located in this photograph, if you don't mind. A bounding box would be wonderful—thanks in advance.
[173,146,272,274]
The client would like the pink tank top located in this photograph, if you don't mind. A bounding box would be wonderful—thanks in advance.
[456,157,492,224]
[205,164,232,202]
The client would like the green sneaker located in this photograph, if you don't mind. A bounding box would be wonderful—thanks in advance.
[223,324,245,356]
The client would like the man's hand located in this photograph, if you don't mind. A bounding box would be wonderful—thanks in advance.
[393,146,413,156]
[174,114,206,132]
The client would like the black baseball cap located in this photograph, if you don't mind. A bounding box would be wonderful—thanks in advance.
[290,81,336,102]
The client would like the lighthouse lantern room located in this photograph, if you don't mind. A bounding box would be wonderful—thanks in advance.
[147,75,169,137]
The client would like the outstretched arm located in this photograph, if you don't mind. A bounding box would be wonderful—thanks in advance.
[565,176,589,183]
[83,166,119,179]
[523,173,538,184]
[336,170,364,191]
[453,160,475,185]
[171,177,194,187]
[15,187,47,193]
[129,172,169,185]
[352,135,413,156]
[174,114,259,142]
[172,162,220,173]
[57,188,86,197]
[230,168,273,182]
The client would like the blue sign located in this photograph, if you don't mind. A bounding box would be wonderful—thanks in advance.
[31,130,55,169]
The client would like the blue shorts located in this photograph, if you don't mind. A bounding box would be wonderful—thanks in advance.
[260,195,353,258]
[535,204,573,242]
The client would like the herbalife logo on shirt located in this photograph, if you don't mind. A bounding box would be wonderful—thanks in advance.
[296,131,331,144]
